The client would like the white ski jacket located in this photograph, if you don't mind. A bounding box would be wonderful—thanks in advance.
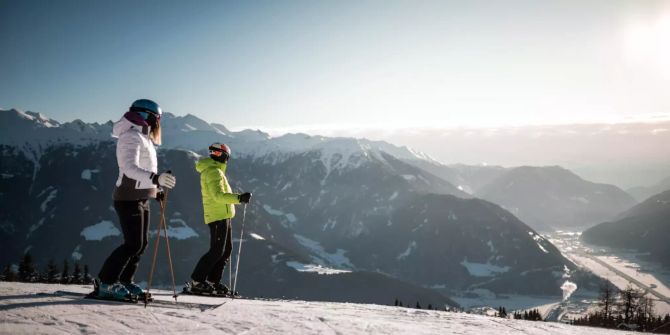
[111,115,158,200]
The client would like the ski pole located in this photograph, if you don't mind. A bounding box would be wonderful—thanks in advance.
[145,188,168,307]
[160,192,179,302]
[228,256,232,289]
[232,203,247,297]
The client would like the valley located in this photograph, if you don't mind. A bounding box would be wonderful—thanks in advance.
[548,231,670,315]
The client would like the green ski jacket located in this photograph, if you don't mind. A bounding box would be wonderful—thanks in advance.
[195,157,240,224]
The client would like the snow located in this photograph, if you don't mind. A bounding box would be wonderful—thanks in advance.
[397,241,417,260]
[150,219,199,240]
[280,182,292,191]
[460,259,510,277]
[80,220,121,241]
[249,233,265,240]
[487,240,496,253]
[40,188,57,212]
[271,252,285,264]
[448,211,458,221]
[0,282,636,335]
[285,261,352,275]
[26,218,45,238]
[528,232,550,253]
[224,132,434,176]
[548,232,670,315]
[293,234,353,268]
[388,191,399,201]
[453,292,564,315]
[71,245,82,261]
[262,204,298,226]
[80,169,99,180]
[321,219,337,231]
[570,196,590,204]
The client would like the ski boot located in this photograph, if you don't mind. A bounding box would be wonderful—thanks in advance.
[93,280,135,302]
[122,282,152,301]
[211,282,230,297]
[183,280,215,296]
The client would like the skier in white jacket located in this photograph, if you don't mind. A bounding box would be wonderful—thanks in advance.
[97,99,176,300]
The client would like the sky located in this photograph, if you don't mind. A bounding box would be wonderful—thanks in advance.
[2,0,670,132]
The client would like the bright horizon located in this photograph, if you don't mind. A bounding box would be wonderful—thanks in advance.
[2,0,670,131]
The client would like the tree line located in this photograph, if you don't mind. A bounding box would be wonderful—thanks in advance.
[394,298,437,310]
[571,283,670,333]
[0,252,93,285]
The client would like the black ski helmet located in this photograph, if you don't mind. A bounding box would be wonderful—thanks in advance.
[129,99,162,126]
[209,143,231,163]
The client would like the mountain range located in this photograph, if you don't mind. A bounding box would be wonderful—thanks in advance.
[474,166,637,232]
[581,189,670,266]
[626,176,670,202]
[0,108,624,304]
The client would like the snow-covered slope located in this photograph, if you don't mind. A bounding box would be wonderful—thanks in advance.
[0,282,637,335]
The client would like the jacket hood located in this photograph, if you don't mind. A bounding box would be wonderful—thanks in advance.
[112,113,149,138]
[196,157,227,173]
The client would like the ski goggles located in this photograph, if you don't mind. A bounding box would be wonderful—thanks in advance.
[209,144,231,157]
[137,110,161,121]
[209,149,227,157]
[130,106,161,121]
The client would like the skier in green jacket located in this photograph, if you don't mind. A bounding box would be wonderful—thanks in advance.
[185,143,252,296]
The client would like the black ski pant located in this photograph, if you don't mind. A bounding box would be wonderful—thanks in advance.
[98,200,150,284]
[190,219,232,284]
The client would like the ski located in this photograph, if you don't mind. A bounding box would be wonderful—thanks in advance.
[85,290,138,304]
[51,290,217,311]
[179,290,241,299]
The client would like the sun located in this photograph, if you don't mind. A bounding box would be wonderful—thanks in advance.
[623,13,670,78]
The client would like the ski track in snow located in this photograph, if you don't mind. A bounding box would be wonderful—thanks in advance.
[0,282,641,335]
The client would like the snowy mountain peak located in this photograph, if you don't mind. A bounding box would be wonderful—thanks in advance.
[0,107,437,173]
[1,108,60,128]
[23,111,60,128]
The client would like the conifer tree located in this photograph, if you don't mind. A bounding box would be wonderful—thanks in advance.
[619,286,642,323]
[18,252,36,282]
[72,262,82,284]
[61,259,70,284]
[46,259,59,283]
[2,265,17,282]
[598,282,617,321]
[83,265,92,284]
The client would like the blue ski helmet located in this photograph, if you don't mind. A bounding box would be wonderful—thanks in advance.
[130,99,162,119]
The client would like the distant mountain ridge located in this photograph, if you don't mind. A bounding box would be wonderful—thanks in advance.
[626,176,670,202]
[475,166,637,231]
[581,190,670,266]
[0,108,601,301]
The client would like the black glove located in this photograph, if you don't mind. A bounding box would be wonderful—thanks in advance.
[239,192,252,204]
[156,191,165,202]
